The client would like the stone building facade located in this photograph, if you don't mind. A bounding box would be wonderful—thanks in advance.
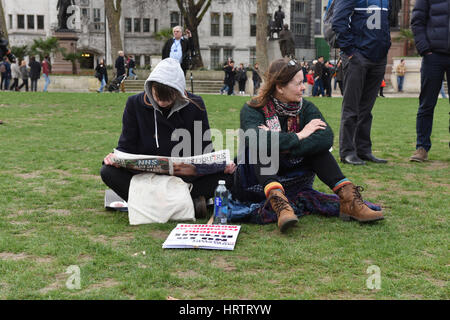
[3,0,324,69]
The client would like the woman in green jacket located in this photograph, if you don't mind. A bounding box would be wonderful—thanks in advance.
[240,58,384,232]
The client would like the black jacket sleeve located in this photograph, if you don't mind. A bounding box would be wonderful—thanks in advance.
[411,0,431,55]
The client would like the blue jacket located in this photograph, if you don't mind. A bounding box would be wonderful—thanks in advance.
[332,0,392,62]
[411,0,450,56]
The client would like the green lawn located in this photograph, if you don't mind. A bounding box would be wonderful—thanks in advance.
[0,92,448,300]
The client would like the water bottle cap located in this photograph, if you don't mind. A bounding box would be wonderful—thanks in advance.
[218,180,225,185]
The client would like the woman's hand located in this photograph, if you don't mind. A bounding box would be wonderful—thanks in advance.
[296,119,327,140]
[173,163,197,176]
[224,162,237,175]
[104,153,120,168]
[258,124,270,131]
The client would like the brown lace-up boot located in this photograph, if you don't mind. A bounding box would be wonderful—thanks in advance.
[265,189,298,232]
[335,183,384,222]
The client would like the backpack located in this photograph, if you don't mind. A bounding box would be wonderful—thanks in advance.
[323,0,339,48]
[0,63,5,73]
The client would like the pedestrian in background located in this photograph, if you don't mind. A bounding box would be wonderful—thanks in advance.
[29,56,41,92]
[41,56,51,92]
[95,59,108,93]
[127,55,137,80]
[0,57,11,90]
[396,59,406,92]
[162,26,194,75]
[9,59,20,91]
[236,63,248,95]
[252,62,262,96]
[312,56,325,97]
[17,60,29,91]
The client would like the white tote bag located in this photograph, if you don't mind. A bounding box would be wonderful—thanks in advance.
[128,173,195,225]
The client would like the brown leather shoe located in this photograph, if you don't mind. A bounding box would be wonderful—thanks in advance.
[264,189,298,232]
[410,147,428,162]
[335,183,384,223]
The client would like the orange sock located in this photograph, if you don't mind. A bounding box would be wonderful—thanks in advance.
[264,182,284,198]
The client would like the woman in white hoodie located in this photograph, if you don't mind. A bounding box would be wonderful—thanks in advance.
[101,58,235,217]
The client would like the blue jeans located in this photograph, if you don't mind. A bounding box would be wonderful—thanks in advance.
[312,78,324,96]
[416,52,450,152]
[43,74,50,92]
[128,68,136,79]
[99,76,106,92]
[397,76,404,91]
[220,84,229,94]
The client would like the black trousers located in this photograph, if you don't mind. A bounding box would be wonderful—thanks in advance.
[100,165,233,202]
[253,150,346,191]
[339,52,386,158]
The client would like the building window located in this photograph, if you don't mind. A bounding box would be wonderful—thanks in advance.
[223,48,233,61]
[145,55,151,66]
[294,1,306,16]
[154,19,159,33]
[134,18,141,32]
[81,8,90,20]
[210,48,220,69]
[250,14,256,37]
[135,55,141,67]
[223,13,233,36]
[125,18,132,32]
[9,15,12,29]
[17,15,25,29]
[93,8,101,22]
[170,12,180,28]
[143,18,150,32]
[294,23,307,36]
[249,47,256,66]
[37,15,44,29]
[211,13,220,36]
[27,15,35,30]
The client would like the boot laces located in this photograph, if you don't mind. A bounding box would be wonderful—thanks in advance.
[262,194,291,216]
[352,186,365,206]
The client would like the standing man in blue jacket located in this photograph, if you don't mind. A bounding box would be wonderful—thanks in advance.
[410,0,450,162]
[332,0,391,165]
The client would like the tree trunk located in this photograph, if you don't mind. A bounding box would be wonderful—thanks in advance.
[256,0,269,73]
[104,0,123,67]
[175,0,212,69]
[0,0,9,41]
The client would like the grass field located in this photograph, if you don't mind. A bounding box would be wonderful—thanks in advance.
[0,92,448,300]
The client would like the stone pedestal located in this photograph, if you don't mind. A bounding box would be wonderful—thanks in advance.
[268,39,283,63]
[52,31,79,75]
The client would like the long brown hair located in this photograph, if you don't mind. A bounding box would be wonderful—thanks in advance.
[248,58,302,108]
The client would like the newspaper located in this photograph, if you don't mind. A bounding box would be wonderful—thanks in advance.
[162,224,241,250]
[111,149,231,176]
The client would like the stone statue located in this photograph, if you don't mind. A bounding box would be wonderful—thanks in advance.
[274,6,285,33]
[279,24,295,58]
[57,0,75,30]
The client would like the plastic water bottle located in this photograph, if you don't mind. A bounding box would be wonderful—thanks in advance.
[213,180,228,225]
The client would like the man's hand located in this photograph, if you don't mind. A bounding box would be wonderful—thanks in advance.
[224,162,237,175]
[104,153,120,168]
[173,163,197,176]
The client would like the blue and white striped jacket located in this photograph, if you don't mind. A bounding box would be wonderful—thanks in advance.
[332,0,392,62]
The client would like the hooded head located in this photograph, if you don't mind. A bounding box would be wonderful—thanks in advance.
[143,58,188,149]
[145,58,186,101]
